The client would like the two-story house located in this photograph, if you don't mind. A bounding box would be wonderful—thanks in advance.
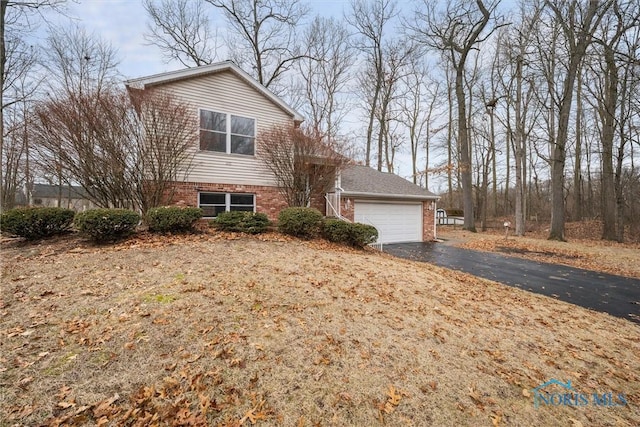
[125,61,439,244]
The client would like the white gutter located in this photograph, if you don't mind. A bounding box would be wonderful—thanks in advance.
[340,191,440,201]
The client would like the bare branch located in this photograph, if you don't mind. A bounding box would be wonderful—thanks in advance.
[258,125,349,207]
[143,0,220,67]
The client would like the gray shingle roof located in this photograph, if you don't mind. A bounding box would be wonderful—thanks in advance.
[31,184,89,199]
[339,165,439,200]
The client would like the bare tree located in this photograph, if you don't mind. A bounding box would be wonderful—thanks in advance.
[205,0,309,92]
[143,0,220,67]
[258,125,349,207]
[543,0,613,241]
[1,0,66,210]
[497,1,543,236]
[584,0,640,241]
[43,23,120,97]
[127,89,200,212]
[347,0,397,168]
[411,0,505,232]
[398,56,441,186]
[33,88,198,212]
[297,15,354,140]
[1,34,39,209]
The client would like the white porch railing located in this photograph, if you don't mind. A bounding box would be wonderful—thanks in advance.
[325,192,350,222]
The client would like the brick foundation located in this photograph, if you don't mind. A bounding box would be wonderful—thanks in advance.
[168,181,288,221]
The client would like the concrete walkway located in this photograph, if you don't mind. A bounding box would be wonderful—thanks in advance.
[384,242,640,324]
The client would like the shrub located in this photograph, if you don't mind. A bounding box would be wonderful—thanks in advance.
[277,207,323,238]
[322,219,378,248]
[349,222,378,247]
[213,211,270,234]
[74,208,140,242]
[0,207,75,239]
[322,218,352,243]
[146,206,203,232]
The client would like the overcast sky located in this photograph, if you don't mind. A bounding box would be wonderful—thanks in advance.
[42,0,357,80]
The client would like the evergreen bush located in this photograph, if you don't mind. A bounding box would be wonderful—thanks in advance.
[277,207,323,238]
[74,208,140,242]
[0,207,75,240]
[146,206,203,232]
[213,211,270,234]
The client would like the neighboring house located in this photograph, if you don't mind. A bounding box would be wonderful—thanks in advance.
[16,184,96,211]
[328,165,440,243]
[125,61,440,243]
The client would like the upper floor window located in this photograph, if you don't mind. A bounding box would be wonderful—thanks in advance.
[199,109,255,155]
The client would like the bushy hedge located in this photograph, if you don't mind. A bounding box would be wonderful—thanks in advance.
[213,211,270,234]
[146,206,203,232]
[322,218,378,247]
[0,207,75,239]
[74,208,140,242]
[349,222,379,247]
[322,218,352,243]
[277,207,323,238]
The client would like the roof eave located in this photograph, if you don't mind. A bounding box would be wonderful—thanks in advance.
[124,61,305,123]
[340,191,440,201]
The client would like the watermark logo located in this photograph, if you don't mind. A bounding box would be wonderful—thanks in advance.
[531,379,627,408]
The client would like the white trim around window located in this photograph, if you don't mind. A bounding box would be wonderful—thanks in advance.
[198,192,256,218]
[199,108,257,156]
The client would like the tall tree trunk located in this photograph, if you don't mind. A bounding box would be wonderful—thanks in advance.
[1,0,7,210]
[455,64,476,231]
[489,105,497,217]
[600,46,618,240]
[513,54,526,236]
[504,106,509,218]
[573,68,583,221]
[365,79,381,167]
[446,72,454,204]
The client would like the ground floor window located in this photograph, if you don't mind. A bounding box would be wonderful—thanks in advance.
[198,192,255,218]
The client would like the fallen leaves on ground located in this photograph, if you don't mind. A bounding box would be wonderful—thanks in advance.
[443,225,640,279]
[1,231,639,426]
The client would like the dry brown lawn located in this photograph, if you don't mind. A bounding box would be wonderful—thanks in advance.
[1,230,639,426]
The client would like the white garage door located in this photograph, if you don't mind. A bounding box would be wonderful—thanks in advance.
[354,201,422,244]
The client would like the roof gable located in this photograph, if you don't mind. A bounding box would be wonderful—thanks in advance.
[340,165,439,200]
[124,61,304,123]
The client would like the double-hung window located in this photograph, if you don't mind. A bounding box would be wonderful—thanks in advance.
[200,109,255,155]
[199,192,255,218]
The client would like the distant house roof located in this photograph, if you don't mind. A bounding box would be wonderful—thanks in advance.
[340,165,439,200]
[32,184,89,199]
[124,60,304,124]
[14,184,90,205]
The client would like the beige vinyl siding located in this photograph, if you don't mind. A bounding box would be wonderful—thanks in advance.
[160,70,294,186]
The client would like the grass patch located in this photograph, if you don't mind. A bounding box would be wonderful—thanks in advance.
[142,293,177,304]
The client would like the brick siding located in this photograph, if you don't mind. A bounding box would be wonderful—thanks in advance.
[422,200,437,241]
[168,181,288,221]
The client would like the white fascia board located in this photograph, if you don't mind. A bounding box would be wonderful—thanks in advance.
[124,61,305,123]
[341,191,441,201]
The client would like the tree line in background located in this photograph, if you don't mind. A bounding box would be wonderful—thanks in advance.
[2,0,639,242]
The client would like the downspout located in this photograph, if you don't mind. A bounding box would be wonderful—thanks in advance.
[433,200,438,241]
[335,172,342,218]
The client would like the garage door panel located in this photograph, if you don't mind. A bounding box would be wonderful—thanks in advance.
[354,201,422,244]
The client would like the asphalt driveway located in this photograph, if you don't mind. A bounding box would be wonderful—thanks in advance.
[384,242,640,324]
